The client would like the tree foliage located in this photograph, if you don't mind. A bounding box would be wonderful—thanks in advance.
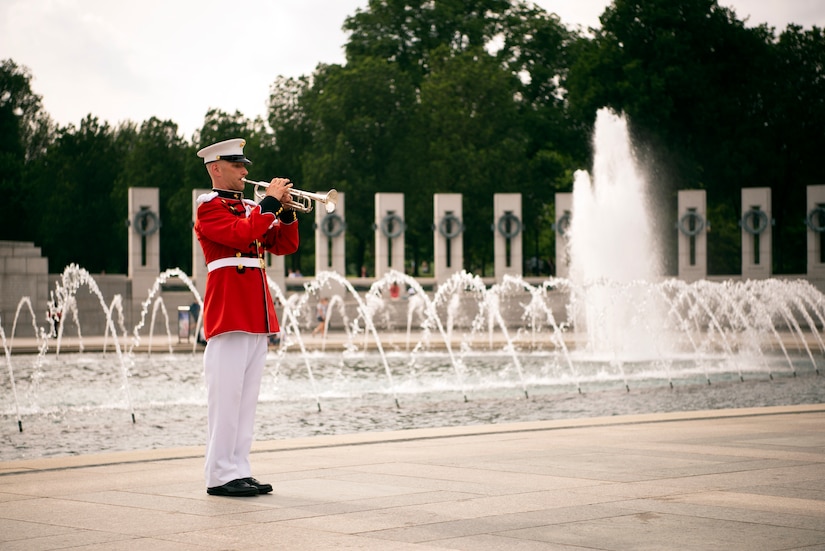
[32,116,128,272]
[0,60,52,241]
[2,0,824,278]
[566,0,820,274]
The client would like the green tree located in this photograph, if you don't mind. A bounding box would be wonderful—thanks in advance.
[12,0,820,283]
[418,46,527,274]
[495,3,586,268]
[565,0,782,275]
[33,116,125,272]
[267,76,312,183]
[114,118,190,271]
[0,59,53,241]
[344,0,511,86]
[297,58,418,274]
[762,25,825,274]
[329,0,583,273]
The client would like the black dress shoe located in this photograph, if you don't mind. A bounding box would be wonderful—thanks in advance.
[243,477,273,494]
[207,479,259,497]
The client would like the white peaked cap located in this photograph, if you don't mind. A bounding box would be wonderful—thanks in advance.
[196,138,252,164]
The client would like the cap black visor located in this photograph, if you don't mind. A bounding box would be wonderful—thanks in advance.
[217,154,251,164]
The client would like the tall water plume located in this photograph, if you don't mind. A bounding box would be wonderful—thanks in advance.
[567,109,668,356]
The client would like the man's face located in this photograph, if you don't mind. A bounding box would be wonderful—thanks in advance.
[211,161,248,191]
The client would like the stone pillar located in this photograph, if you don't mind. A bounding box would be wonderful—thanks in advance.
[0,241,49,336]
[434,193,464,285]
[554,192,573,280]
[806,185,825,279]
[263,251,286,302]
[741,187,772,279]
[677,189,707,283]
[493,193,522,282]
[315,192,346,277]
[315,192,346,296]
[191,189,210,301]
[374,193,405,278]
[128,188,160,310]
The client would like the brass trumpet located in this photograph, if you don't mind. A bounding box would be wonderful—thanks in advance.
[242,178,338,214]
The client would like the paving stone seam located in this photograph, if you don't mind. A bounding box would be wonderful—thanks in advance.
[3,405,823,477]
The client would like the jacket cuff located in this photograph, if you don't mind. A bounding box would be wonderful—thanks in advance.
[258,196,282,216]
[279,210,298,223]
[259,195,298,223]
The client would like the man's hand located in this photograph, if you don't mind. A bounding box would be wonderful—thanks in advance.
[265,178,293,205]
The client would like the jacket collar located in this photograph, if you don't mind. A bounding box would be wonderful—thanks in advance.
[213,188,244,201]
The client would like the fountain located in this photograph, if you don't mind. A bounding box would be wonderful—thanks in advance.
[568,109,666,358]
[564,110,824,375]
[2,108,824,462]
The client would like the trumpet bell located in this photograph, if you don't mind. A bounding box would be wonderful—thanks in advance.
[322,190,338,213]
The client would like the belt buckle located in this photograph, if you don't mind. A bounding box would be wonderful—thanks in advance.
[237,264,246,274]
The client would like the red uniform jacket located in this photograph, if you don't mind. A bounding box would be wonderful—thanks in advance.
[194,189,299,340]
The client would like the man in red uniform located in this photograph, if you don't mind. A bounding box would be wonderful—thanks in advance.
[194,138,299,497]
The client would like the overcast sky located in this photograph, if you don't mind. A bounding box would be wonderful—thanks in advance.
[2,0,824,139]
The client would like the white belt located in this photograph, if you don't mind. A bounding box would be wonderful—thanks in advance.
[207,257,265,272]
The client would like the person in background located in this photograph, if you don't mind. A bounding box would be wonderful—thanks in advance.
[47,307,61,337]
[312,297,329,336]
[189,301,201,341]
[194,138,300,497]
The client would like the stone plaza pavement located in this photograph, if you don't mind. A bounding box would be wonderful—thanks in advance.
[0,405,823,550]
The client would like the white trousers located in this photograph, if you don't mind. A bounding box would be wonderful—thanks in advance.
[203,331,267,488]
